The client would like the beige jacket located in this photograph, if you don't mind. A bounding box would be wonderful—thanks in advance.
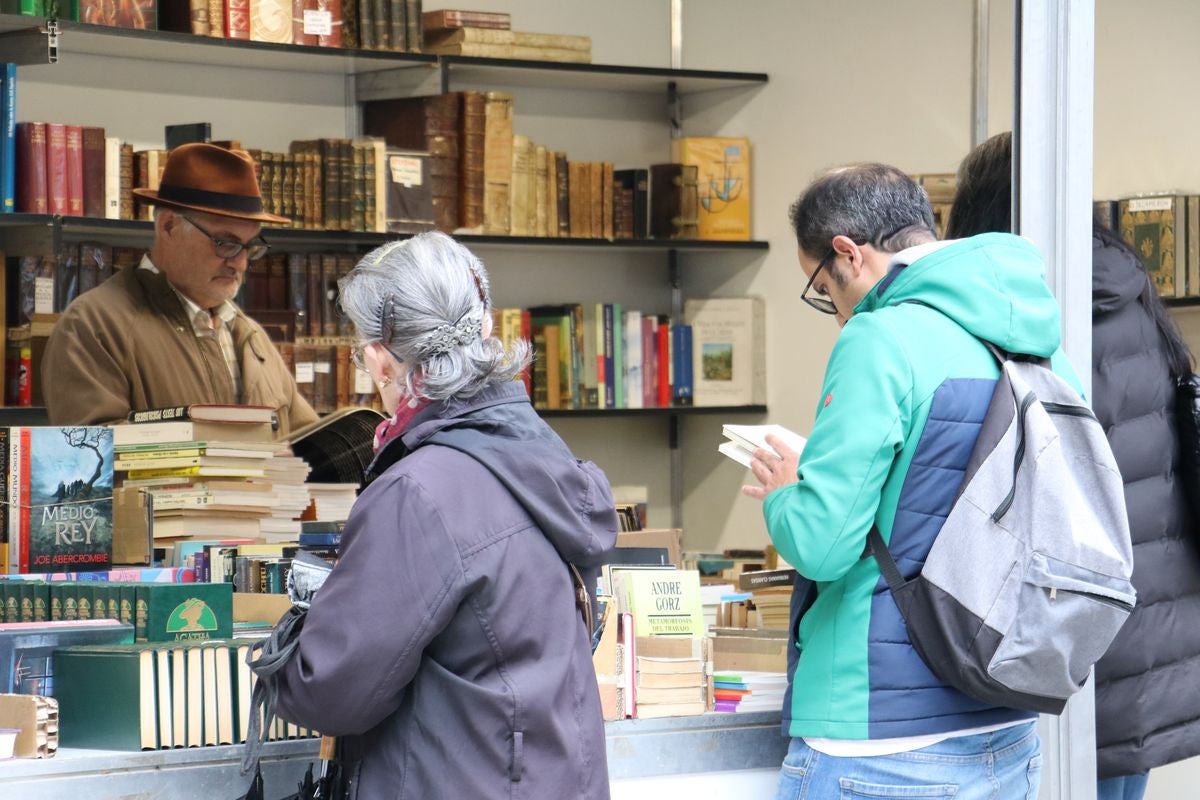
[42,266,317,435]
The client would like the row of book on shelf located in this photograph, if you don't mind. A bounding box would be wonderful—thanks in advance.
[1,82,750,242]
[15,3,591,64]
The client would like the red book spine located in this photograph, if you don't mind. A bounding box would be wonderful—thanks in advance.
[656,321,670,407]
[226,0,250,39]
[641,316,655,408]
[65,125,84,216]
[316,0,341,46]
[19,427,30,574]
[16,122,48,214]
[293,0,317,45]
[81,126,107,218]
[18,343,31,406]
[45,123,68,216]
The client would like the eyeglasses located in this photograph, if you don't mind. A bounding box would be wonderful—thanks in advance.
[801,249,839,315]
[183,215,270,262]
[800,225,921,315]
[351,341,374,373]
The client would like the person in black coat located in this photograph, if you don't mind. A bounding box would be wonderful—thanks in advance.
[947,131,1200,800]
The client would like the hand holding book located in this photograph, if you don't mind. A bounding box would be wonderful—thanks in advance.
[718,423,806,501]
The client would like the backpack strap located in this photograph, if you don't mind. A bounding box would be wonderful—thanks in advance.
[866,525,909,614]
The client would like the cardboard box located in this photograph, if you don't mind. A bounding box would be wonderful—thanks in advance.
[616,528,683,568]
[233,592,293,625]
[112,485,153,566]
[0,693,57,758]
[711,633,788,673]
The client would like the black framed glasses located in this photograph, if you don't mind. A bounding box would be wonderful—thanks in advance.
[800,225,921,315]
[801,249,839,315]
[183,215,270,262]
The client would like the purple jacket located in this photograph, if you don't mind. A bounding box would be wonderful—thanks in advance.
[274,382,618,799]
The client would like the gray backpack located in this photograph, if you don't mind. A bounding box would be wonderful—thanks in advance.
[869,343,1136,714]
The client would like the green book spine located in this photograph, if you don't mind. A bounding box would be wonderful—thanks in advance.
[32,581,48,622]
[119,583,135,626]
[18,581,34,622]
[0,582,14,623]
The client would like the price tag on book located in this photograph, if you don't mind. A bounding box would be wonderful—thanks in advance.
[303,9,332,36]
[295,362,315,383]
[389,156,423,188]
[34,277,54,314]
[354,369,375,394]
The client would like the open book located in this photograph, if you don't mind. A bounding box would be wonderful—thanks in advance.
[718,424,807,469]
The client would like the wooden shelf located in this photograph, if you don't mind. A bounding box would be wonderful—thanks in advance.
[539,405,766,419]
[0,15,769,93]
[1164,296,1200,308]
[0,214,769,255]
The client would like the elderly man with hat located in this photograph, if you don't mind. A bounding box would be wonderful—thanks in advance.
[42,143,318,434]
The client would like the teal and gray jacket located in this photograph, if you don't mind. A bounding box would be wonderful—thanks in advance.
[765,233,1080,739]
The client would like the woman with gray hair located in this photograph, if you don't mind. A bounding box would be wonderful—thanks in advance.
[273,232,618,799]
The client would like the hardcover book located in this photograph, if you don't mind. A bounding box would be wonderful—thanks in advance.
[649,163,698,240]
[127,404,276,425]
[15,122,47,214]
[1119,194,1187,298]
[135,582,233,642]
[383,148,435,233]
[421,8,511,31]
[482,91,513,234]
[683,297,766,407]
[250,0,293,42]
[78,0,157,28]
[619,568,705,637]
[53,645,158,750]
[671,136,751,241]
[9,427,115,574]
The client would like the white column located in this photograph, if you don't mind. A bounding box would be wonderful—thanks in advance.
[1015,1,1096,799]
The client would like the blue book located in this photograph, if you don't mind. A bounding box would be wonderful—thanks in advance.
[671,324,694,405]
[298,532,341,548]
[1,63,14,213]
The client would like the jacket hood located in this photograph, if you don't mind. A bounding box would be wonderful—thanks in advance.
[378,381,617,567]
[1092,234,1146,315]
[856,232,1062,357]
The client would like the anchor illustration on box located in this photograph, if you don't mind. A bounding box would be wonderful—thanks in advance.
[699,146,744,214]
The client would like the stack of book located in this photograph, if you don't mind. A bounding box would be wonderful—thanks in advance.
[421,9,591,63]
[113,404,312,545]
[305,484,357,522]
[712,670,788,713]
[632,636,709,719]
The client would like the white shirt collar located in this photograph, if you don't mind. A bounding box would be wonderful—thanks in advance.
[139,254,238,328]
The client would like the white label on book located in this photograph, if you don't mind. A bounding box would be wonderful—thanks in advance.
[1128,197,1174,212]
[302,9,332,35]
[314,362,332,374]
[354,369,374,394]
[295,363,315,383]
[34,277,54,314]
[389,156,423,187]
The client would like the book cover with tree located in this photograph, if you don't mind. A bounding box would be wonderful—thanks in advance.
[23,427,114,573]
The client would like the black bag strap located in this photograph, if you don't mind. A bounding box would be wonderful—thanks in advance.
[567,562,594,635]
[866,525,909,617]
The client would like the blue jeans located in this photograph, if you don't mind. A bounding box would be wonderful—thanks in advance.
[775,722,1042,800]
[1096,772,1149,800]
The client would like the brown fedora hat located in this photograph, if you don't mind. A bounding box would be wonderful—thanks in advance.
[132,143,290,224]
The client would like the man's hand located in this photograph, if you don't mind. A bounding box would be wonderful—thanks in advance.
[742,434,801,501]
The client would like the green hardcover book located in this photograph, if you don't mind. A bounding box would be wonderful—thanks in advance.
[54,644,159,750]
[136,582,233,642]
[76,583,93,621]
[32,581,49,622]
[1119,194,1187,298]
[119,582,135,626]
[1,582,16,623]
[105,584,121,621]
[49,583,64,621]
[62,583,79,621]
[18,581,34,622]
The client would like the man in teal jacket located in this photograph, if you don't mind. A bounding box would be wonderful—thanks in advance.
[747,164,1076,799]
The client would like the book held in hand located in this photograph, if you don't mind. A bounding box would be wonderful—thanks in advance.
[718,424,807,469]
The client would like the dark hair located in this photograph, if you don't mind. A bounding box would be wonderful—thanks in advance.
[944,131,1012,239]
[788,163,936,259]
[1093,222,1193,377]
[951,130,1193,377]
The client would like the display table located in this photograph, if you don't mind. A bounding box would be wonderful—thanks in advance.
[0,712,788,797]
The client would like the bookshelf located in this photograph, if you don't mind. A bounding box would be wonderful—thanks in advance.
[0,15,769,528]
